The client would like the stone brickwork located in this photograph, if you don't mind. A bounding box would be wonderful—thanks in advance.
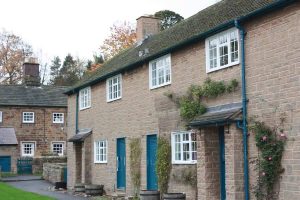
[43,163,67,184]
[0,106,67,172]
[33,156,67,174]
[67,2,300,200]
[0,146,18,173]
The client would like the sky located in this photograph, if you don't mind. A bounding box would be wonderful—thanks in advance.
[0,0,217,63]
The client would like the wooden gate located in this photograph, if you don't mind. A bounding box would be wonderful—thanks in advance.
[17,157,33,174]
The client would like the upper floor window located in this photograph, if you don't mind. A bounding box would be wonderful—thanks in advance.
[94,140,108,163]
[171,131,197,164]
[0,111,2,123]
[23,112,34,123]
[206,28,239,73]
[149,54,171,89]
[79,87,91,110]
[106,74,122,102]
[53,113,64,124]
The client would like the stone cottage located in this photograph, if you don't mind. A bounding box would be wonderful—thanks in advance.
[0,59,68,173]
[65,0,300,199]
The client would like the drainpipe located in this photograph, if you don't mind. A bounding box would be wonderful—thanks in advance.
[234,19,249,200]
[76,93,79,133]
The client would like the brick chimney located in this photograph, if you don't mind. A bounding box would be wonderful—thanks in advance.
[23,57,40,86]
[136,15,160,43]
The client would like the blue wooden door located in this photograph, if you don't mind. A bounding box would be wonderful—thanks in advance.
[0,156,11,172]
[117,138,126,189]
[147,135,158,190]
[219,127,226,200]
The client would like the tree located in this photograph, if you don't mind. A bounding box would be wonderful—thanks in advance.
[86,53,104,72]
[49,56,61,85]
[154,10,184,30]
[49,54,85,86]
[100,21,136,60]
[0,30,33,84]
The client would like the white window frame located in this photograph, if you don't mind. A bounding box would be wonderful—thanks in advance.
[205,28,240,73]
[0,111,2,123]
[171,131,197,164]
[53,113,64,124]
[106,74,122,102]
[149,54,171,89]
[51,141,65,156]
[94,140,108,164]
[79,87,91,110]
[22,112,35,123]
[21,141,35,157]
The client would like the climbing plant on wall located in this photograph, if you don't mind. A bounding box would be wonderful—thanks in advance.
[129,138,142,197]
[249,119,287,200]
[165,78,239,121]
[156,137,172,195]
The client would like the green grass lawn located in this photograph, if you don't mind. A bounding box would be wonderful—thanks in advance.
[0,182,54,200]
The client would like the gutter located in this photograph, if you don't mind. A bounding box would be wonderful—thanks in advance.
[234,20,249,200]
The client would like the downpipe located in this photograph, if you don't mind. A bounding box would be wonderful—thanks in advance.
[235,19,249,200]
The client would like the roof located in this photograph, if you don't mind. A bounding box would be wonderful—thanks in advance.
[65,0,295,94]
[68,129,92,143]
[0,127,18,145]
[0,85,68,107]
[189,102,242,127]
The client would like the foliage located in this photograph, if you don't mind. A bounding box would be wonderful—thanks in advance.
[86,53,104,73]
[129,138,142,196]
[156,137,171,194]
[249,120,286,200]
[100,21,136,60]
[0,30,33,84]
[166,78,239,121]
[0,182,54,200]
[49,54,85,86]
[172,166,197,188]
[154,10,184,30]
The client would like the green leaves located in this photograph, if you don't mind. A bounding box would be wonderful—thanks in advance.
[156,137,171,194]
[129,138,142,196]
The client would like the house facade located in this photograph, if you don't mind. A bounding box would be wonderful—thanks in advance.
[0,60,68,173]
[66,0,300,199]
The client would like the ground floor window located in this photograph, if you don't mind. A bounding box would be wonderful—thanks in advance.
[21,142,35,157]
[171,131,197,164]
[52,142,64,156]
[94,140,107,163]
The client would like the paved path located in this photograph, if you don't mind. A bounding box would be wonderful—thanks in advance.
[7,180,88,200]
[1,175,42,182]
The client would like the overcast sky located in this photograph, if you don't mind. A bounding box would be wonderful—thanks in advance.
[0,0,217,63]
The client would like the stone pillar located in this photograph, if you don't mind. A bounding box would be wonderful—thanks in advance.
[197,127,220,200]
[74,143,82,183]
[224,124,245,199]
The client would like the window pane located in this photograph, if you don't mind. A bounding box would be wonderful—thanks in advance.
[230,31,238,62]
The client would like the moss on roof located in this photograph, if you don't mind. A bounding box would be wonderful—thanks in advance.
[66,0,293,94]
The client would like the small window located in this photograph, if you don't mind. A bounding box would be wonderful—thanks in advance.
[206,28,239,73]
[21,142,35,157]
[171,131,197,164]
[0,111,2,123]
[22,112,34,123]
[149,54,171,89]
[53,113,64,123]
[52,142,64,156]
[79,87,91,110]
[106,74,122,102]
[94,140,108,163]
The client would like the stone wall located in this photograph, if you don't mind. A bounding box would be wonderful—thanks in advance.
[33,156,67,174]
[43,163,67,184]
